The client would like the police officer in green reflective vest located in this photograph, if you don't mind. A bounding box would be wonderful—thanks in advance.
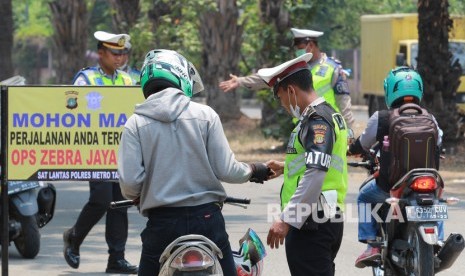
[72,31,134,86]
[119,39,141,85]
[65,31,138,274]
[258,53,348,276]
[219,28,355,130]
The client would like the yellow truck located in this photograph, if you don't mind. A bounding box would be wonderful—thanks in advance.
[360,13,465,117]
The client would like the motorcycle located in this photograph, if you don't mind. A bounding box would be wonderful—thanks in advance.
[349,149,464,275]
[111,197,266,276]
[1,181,56,258]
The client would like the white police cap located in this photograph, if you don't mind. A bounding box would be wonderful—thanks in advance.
[94,31,130,53]
[124,40,132,50]
[291,28,324,39]
[257,53,313,88]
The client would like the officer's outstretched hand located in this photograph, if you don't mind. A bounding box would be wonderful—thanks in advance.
[249,162,272,184]
[219,74,239,92]
[266,160,284,179]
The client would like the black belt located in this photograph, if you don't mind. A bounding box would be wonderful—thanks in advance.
[147,202,221,218]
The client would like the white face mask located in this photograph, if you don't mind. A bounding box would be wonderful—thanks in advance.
[287,89,301,118]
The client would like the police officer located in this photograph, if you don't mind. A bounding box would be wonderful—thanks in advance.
[257,53,348,275]
[219,28,355,129]
[64,31,138,274]
[119,40,141,84]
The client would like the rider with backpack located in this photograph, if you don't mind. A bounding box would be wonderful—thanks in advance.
[347,66,444,269]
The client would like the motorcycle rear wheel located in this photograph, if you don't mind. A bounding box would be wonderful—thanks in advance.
[13,215,40,259]
[404,225,434,276]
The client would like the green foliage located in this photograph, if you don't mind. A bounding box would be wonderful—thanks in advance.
[88,0,112,37]
[449,0,465,15]
[13,0,52,40]
[127,20,154,69]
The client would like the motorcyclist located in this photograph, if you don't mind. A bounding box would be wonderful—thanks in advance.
[117,49,271,276]
[347,66,444,268]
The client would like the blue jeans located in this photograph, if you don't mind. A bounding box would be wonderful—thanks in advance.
[357,179,444,242]
[137,203,236,276]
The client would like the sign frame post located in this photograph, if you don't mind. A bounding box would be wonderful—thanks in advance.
[1,85,10,276]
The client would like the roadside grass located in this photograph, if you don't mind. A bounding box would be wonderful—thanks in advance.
[223,116,285,163]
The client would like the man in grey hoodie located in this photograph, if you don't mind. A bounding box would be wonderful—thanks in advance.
[118,49,271,276]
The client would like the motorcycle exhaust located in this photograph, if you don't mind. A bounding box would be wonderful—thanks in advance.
[435,233,465,273]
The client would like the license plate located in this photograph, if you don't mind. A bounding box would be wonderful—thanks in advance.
[405,205,448,221]
[8,181,40,195]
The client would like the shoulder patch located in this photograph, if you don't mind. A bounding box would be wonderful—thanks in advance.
[312,123,328,145]
[80,67,97,73]
[328,56,341,64]
[323,57,340,69]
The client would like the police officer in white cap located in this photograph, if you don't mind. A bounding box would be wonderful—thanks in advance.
[218,27,355,130]
[72,31,135,85]
[258,53,348,275]
[65,31,138,274]
[119,40,141,84]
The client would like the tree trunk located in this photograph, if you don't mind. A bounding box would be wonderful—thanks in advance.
[0,0,14,80]
[49,0,88,84]
[417,0,461,141]
[108,0,140,33]
[199,0,243,121]
[257,0,292,138]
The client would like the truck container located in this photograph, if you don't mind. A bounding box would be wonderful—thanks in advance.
[360,13,465,117]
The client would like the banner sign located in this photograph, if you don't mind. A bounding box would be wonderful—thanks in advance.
[6,86,144,181]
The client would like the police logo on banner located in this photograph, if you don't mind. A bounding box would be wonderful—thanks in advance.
[65,91,79,109]
[86,91,104,110]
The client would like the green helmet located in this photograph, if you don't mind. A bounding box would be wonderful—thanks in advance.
[383,66,423,108]
[140,49,204,98]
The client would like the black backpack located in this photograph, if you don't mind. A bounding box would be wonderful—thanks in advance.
[386,103,439,184]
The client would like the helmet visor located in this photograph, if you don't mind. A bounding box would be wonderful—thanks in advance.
[241,228,267,264]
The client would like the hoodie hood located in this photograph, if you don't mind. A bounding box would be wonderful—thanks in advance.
[135,88,190,122]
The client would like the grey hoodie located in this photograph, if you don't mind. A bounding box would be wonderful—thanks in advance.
[118,88,252,216]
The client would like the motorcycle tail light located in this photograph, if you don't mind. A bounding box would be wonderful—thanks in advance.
[171,248,214,271]
[410,176,437,193]
[424,227,436,234]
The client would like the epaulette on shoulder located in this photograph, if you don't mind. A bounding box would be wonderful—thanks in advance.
[327,56,341,65]
[80,66,97,72]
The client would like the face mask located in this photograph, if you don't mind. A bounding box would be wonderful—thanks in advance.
[287,89,301,118]
[295,49,306,58]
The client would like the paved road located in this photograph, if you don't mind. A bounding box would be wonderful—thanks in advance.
[4,169,465,276]
[3,106,465,275]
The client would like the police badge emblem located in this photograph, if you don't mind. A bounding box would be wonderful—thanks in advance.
[65,90,79,109]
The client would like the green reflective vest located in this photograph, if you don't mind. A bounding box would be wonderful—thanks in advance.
[80,67,133,86]
[281,108,348,211]
[311,61,339,113]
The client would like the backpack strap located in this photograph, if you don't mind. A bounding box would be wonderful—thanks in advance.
[376,110,390,142]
